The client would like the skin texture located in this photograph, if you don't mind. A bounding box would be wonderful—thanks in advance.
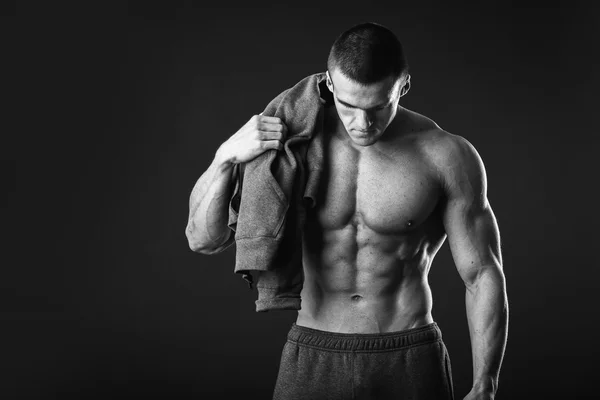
[186,68,508,399]
[299,68,508,398]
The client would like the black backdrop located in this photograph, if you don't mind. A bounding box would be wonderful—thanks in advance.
[8,2,600,399]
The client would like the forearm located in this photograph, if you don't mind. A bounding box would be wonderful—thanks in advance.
[465,266,508,396]
[185,149,236,253]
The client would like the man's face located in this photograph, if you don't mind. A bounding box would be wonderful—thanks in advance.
[326,68,409,147]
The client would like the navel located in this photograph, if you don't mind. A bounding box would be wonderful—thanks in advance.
[406,219,414,228]
[351,294,363,301]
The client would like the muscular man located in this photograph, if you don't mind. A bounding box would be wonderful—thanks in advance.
[186,23,508,400]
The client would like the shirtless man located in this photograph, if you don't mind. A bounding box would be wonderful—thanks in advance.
[186,23,508,400]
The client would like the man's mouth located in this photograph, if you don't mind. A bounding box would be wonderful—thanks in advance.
[354,129,375,135]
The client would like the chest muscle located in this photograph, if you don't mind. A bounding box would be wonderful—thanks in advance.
[314,139,440,235]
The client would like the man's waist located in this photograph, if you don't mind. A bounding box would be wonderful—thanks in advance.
[296,285,433,333]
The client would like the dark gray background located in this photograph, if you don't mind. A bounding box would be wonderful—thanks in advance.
[8,2,599,399]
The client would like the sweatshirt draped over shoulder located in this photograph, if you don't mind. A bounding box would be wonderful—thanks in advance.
[227,72,330,312]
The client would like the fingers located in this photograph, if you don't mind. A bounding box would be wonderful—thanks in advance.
[255,114,284,124]
[251,114,287,131]
[255,114,287,142]
[251,114,287,151]
[259,130,285,141]
[261,140,284,151]
[260,121,287,134]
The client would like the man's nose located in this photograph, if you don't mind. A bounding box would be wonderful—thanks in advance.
[356,110,374,130]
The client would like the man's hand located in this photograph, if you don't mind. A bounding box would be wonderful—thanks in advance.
[463,387,495,400]
[216,114,287,165]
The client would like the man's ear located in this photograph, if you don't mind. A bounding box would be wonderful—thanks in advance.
[326,71,334,93]
[399,74,411,98]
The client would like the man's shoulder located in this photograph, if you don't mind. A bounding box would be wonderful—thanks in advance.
[421,128,475,165]
[399,107,440,134]
[400,108,484,185]
[263,72,327,117]
[399,109,460,155]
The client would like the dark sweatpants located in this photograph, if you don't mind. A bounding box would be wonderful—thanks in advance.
[272,322,454,400]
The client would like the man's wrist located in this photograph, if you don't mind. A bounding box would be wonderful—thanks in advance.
[214,146,235,172]
[472,377,497,395]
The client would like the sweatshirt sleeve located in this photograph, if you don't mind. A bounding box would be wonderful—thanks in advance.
[226,88,293,289]
[227,88,291,233]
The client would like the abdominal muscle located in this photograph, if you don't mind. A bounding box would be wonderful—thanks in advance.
[296,221,435,334]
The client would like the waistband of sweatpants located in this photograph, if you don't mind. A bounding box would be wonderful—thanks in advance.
[287,322,442,352]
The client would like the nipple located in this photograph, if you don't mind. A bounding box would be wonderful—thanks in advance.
[406,220,414,227]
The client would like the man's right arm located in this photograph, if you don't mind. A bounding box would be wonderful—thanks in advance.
[185,114,287,254]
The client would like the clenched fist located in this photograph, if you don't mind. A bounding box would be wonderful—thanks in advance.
[216,114,288,165]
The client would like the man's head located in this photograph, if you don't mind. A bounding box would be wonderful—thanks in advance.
[326,22,411,146]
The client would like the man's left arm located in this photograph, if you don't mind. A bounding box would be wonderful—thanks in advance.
[439,135,508,400]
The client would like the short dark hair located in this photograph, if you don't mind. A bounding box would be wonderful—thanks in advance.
[327,22,409,85]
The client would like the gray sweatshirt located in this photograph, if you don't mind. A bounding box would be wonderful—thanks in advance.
[228,72,329,312]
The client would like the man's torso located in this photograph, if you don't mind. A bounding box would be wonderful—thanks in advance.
[298,105,453,333]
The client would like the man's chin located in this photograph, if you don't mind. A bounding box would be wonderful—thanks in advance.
[349,131,379,146]
[350,138,376,147]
